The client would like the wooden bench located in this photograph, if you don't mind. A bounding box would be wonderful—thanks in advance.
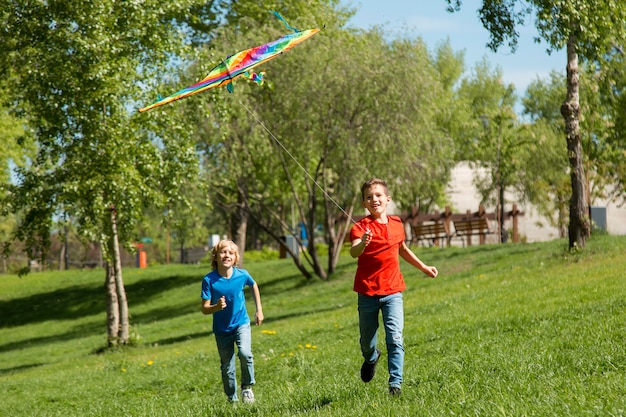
[453,218,492,246]
[412,222,450,247]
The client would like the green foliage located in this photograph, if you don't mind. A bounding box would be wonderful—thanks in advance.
[446,0,626,249]
[446,0,626,60]
[592,51,626,205]
[1,235,625,416]
[516,121,569,235]
[522,66,625,220]
[0,0,209,265]
[243,247,280,262]
[189,16,461,279]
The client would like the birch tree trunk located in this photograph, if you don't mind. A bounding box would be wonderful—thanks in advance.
[105,206,130,346]
[110,206,129,343]
[105,261,120,346]
[560,34,590,249]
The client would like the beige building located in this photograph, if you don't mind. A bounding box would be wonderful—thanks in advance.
[446,162,626,243]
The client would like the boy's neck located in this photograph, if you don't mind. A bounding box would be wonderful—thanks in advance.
[217,265,233,278]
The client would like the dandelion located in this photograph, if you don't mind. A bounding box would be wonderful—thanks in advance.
[121,368,127,373]
[261,329,277,335]
[147,360,154,366]
[305,343,312,349]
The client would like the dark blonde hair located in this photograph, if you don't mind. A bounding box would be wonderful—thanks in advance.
[360,178,389,200]
[211,239,240,270]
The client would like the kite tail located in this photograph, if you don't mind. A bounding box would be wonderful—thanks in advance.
[271,10,300,33]
[244,71,265,85]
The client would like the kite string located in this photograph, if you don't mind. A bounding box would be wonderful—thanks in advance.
[239,100,357,225]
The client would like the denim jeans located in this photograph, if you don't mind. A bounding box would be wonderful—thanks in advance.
[214,323,255,401]
[358,292,404,388]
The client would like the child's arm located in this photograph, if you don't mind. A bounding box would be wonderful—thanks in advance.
[350,229,372,258]
[251,283,264,325]
[201,296,226,315]
[399,242,438,278]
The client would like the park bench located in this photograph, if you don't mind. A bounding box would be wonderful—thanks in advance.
[412,221,450,247]
[453,218,492,246]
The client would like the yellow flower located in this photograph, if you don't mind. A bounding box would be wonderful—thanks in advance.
[147,360,154,366]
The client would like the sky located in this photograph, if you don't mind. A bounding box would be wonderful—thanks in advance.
[341,0,564,96]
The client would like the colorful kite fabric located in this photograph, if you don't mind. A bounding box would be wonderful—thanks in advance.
[139,28,320,113]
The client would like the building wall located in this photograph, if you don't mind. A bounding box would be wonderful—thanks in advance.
[446,162,626,242]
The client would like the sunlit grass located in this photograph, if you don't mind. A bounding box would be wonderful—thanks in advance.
[1,235,625,416]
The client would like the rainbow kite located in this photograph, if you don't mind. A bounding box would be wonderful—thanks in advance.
[139,25,320,113]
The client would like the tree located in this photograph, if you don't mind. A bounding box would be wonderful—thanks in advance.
[455,59,524,242]
[593,53,626,207]
[0,0,207,345]
[0,84,33,273]
[191,17,456,279]
[445,0,626,249]
[521,73,570,236]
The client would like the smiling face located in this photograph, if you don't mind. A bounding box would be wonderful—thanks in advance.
[211,240,240,271]
[361,183,391,220]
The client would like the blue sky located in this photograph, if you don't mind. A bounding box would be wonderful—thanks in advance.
[341,0,564,96]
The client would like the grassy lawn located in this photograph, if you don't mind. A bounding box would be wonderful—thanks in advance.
[1,235,625,416]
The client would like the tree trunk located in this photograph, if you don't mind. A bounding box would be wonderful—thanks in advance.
[105,261,120,346]
[58,242,65,271]
[234,191,248,265]
[560,34,590,249]
[104,205,130,346]
[307,186,327,280]
[110,207,129,343]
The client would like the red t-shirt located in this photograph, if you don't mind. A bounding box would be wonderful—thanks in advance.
[350,215,406,296]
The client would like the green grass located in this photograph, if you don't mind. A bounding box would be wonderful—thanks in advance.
[1,236,625,416]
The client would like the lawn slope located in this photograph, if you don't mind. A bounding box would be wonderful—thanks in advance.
[1,236,624,416]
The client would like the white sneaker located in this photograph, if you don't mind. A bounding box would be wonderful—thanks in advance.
[241,388,255,404]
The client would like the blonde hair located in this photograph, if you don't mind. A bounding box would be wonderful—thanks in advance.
[211,239,240,270]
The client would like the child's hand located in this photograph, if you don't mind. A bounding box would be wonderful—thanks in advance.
[255,311,264,326]
[216,296,227,310]
[361,228,372,246]
[425,266,438,278]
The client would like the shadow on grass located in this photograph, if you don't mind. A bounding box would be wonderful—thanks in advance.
[151,330,213,347]
[0,362,45,376]
[264,303,345,324]
[0,266,320,354]
[147,304,345,348]
[0,274,199,329]
[256,273,310,297]
[0,320,103,354]
[0,284,105,328]
[130,300,199,325]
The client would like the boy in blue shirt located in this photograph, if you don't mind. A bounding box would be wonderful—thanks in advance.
[201,240,264,403]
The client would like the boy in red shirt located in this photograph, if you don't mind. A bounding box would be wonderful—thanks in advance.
[350,178,438,396]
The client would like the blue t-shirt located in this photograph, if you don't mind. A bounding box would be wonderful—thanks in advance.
[201,267,256,335]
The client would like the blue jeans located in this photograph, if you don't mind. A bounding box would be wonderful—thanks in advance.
[214,323,255,401]
[358,292,404,388]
